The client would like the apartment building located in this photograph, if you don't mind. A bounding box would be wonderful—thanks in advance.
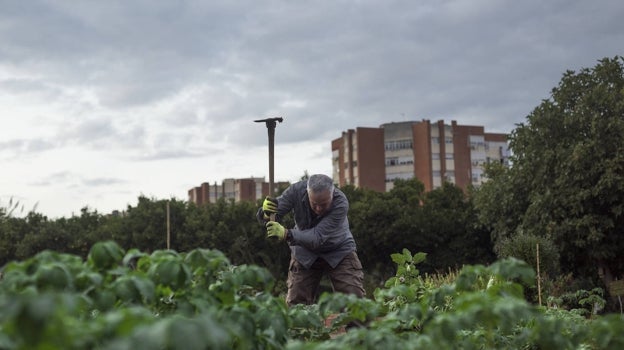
[332,120,509,192]
[188,181,221,206]
[188,177,290,205]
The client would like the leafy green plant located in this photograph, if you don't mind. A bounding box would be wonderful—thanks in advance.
[549,288,607,318]
[1,243,624,349]
[384,249,427,288]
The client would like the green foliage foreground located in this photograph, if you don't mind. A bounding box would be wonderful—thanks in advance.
[1,242,623,349]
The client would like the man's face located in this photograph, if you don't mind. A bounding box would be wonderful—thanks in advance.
[308,189,333,216]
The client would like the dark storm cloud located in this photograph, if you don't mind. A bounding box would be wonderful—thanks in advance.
[0,1,242,106]
[1,0,623,154]
[229,0,624,134]
[1,0,622,218]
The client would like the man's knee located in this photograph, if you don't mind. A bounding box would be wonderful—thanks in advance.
[332,252,365,298]
[286,258,322,306]
[286,283,316,306]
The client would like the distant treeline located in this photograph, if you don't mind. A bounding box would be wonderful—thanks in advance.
[0,180,495,293]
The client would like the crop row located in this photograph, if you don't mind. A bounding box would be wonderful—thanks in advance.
[0,242,623,349]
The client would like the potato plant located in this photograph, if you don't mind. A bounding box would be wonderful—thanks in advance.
[0,242,623,349]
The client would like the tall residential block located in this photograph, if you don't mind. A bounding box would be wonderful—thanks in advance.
[331,120,509,192]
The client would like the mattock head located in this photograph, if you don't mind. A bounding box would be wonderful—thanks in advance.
[254,117,283,128]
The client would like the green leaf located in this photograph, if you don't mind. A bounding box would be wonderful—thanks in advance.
[35,263,73,291]
[148,259,190,290]
[402,248,413,262]
[88,241,125,271]
[390,253,406,265]
[122,249,147,268]
[112,274,155,304]
[412,252,427,264]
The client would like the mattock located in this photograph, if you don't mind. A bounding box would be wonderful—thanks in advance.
[254,117,283,221]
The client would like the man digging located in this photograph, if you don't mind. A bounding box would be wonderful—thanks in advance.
[257,174,365,307]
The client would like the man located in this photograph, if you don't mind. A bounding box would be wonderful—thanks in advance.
[257,174,365,306]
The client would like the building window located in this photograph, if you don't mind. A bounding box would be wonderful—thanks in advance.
[471,158,486,166]
[400,157,413,165]
[385,139,413,151]
[445,153,454,159]
[431,137,440,144]
[470,141,485,150]
[385,157,398,166]
[445,137,453,144]
[386,156,414,166]
[432,153,440,160]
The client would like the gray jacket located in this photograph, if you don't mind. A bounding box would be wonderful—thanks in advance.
[257,180,356,269]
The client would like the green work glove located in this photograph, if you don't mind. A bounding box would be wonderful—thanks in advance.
[266,221,286,240]
[262,196,278,220]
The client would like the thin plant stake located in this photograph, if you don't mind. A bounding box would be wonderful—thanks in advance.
[536,243,542,306]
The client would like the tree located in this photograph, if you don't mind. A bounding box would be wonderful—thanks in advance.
[347,184,399,275]
[421,182,495,271]
[52,207,103,258]
[474,56,624,288]
[118,196,182,252]
[346,178,491,277]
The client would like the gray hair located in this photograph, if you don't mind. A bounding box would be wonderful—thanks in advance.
[307,174,335,194]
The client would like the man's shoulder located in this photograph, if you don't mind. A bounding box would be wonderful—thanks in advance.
[281,180,307,199]
[333,186,348,199]
[332,188,349,207]
[291,180,307,192]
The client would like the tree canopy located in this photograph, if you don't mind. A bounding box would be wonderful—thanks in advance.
[474,56,624,285]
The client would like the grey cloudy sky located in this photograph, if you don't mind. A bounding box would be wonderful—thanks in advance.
[1,0,622,218]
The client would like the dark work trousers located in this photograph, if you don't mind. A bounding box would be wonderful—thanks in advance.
[286,251,365,306]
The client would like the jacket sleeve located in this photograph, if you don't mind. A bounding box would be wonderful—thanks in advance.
[275,183,296,218]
